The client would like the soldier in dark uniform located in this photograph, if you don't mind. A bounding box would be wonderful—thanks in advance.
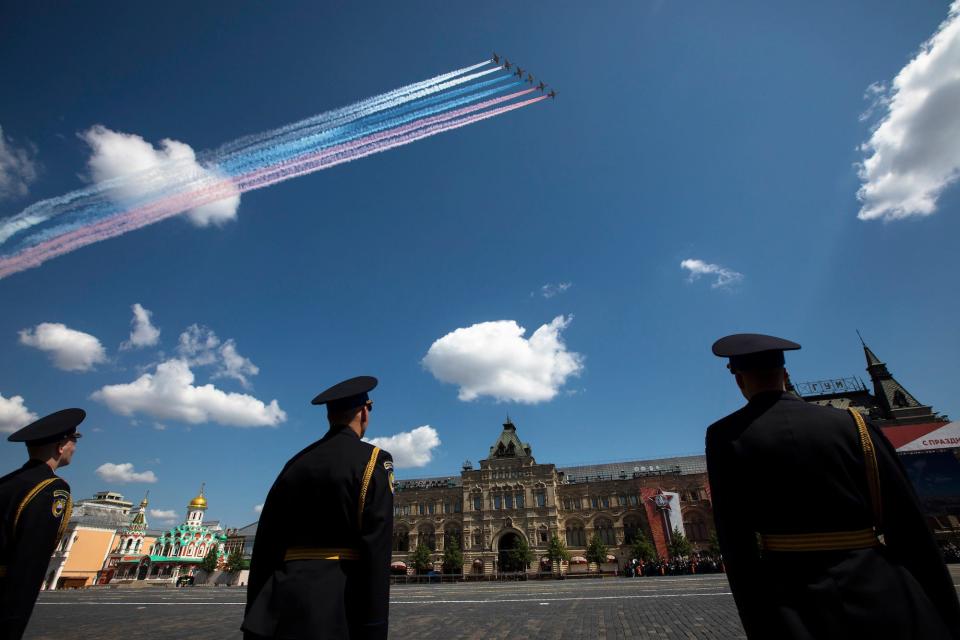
[0,408,83,640]
[706,334,960,639]
[243,376,394,640]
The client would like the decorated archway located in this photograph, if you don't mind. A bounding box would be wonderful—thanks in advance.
[496,529,528,572]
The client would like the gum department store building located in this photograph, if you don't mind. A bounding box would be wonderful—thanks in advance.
[390,419,712,574]
[390,338,960,574]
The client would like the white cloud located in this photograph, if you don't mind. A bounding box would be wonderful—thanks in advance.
[19,322,107,371]
[91,358,285,428]
[149,508,178,522]
[680,258,744,289]
[857,2,960,221]
[0,393,37,433]
[366,425,441,469]
[0,125,39,200]
[537,282,572,299]
[177,324,221,366]
[422,315,584,403]
[176,325,259,387]
[254,503,264,514]
[96,462,158,484]
[80,125,240,227]
[215,340,259,388]
[121,303,160,350]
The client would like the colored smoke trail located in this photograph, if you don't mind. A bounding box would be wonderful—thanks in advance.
[0,62,549,279]
[0,64,510,247]
[0,95,547,280]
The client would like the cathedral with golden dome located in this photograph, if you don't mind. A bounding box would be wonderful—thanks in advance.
[111,484,227,583]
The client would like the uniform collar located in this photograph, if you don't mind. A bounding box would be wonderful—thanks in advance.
[22,458,54,474]
[328,424,361,439]
[747,389,790,405]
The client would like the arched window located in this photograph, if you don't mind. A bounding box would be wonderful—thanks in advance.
[197,545,206,557]
[124,538,133,552]
[565,520,585,547]
[472,529,483,550]
[683,513,709,542]
[393,528,409,552]
[623,515,644,545]
[538,525,549,544]
[419,525,436,551]
[594,518,616,545]
[444,525,462,549]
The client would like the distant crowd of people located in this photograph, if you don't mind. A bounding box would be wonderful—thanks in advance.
[622,555,723,577]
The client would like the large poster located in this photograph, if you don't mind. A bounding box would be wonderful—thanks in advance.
[899,449,960,520]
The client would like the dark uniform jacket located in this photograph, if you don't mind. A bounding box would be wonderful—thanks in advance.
[706,391,960,639]
[0,460,72,640]
[243,425,394,640]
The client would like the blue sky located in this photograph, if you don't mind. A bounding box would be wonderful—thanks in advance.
[1,1,958,529]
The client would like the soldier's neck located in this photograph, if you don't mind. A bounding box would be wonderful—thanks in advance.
[28,456,60,472]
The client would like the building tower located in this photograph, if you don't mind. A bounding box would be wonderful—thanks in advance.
[859,334,935,424]
[116,492,150,556]
[186,484,207,526]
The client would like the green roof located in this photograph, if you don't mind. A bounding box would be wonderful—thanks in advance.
[118,555,203,564]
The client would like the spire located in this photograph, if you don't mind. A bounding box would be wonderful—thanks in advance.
[488,418,533,459]
[139,491,149,508]
[859,336,931,422]
[129,492,149,530]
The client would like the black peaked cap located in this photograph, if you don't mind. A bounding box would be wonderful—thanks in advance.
[712,334,801,357]
[712,333,800,372]
[8,408,86,444]
[311,376,378,411]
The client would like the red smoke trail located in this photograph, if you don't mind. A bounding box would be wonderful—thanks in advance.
[0,94,546,279]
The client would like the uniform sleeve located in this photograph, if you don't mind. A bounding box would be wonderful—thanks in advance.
[354,449,394,640]
[705,431,770,639]
[870,423,960,636]
[244,478,286,617]
[0,478,70,640]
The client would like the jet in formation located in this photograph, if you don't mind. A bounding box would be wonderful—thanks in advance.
[492,53,556,98]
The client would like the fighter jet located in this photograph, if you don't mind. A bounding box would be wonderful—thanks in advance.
[514,66,524,78]
[492,53,500,65]
[537,81,546,92]
[548,90,557,99]
[503,59,512,70]
[526,73,535,84]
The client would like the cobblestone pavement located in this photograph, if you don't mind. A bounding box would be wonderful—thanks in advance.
[26,567,960,640]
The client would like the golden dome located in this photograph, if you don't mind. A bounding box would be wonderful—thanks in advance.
[188,484,207,510]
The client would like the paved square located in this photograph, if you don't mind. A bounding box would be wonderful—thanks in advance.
[25,568,960,639]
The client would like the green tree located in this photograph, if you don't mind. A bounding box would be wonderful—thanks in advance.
[441,536,463,575]
[502,536,534,572]
[546,534,571,563]
[668,527,693,559]
[546,534,570,575]
[225,549,248,573]
[707,531,722,559]
[630,533,656,562]
[200,547,219,573]
[409,543,433,574]
[585,534,608,566]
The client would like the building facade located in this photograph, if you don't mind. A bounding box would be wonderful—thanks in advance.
[391,420,712,574]
[43,491,138,589]
[795,337,959,536]
[111,486,227,584]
